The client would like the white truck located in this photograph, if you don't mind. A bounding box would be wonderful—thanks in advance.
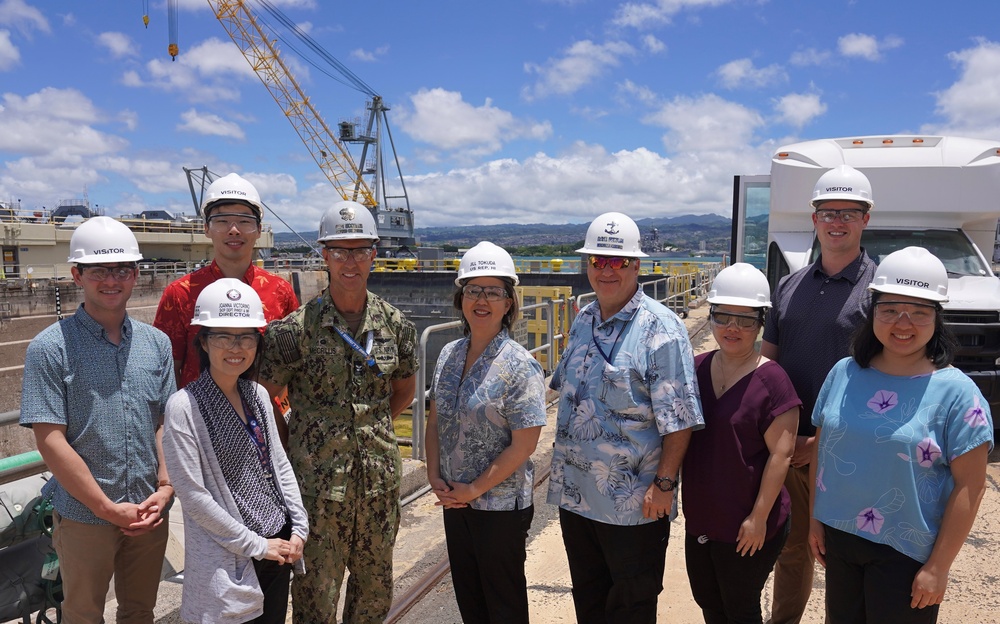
[730,134,1000,431]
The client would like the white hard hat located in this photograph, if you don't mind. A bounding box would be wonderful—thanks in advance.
[318,201,379,243]
[68,216,143,264]
[869,246,948,303]
[191,278,267,328]
[455,241,519,286]
[576,211,648,257]
[810,165,874,210]
[202,173,265,220]
[707,263,772,308]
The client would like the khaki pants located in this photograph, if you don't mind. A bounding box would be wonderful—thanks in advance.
[770,465,815,624]
[52,512,169,624]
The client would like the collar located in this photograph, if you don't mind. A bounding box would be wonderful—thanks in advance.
[208,260,257,284]
[810,248,873,284]
[583,286,645,327]
[74,303,131,342]
[318,288,371,329]
[481,328,511,360]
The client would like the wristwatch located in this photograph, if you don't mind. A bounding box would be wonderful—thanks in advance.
[653,475,677,492]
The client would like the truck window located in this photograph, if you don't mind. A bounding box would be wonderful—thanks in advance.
[808,229,992,277]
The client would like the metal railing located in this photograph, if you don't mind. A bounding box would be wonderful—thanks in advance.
[0,410,44,487]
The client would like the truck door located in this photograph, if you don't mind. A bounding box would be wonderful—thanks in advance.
[729,174,770,268]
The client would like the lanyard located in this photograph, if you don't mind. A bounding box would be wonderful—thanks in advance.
[333,327,384,377]
[591,307,639,365]
[239,396,273,480]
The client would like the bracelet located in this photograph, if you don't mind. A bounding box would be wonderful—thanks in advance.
[157,480,174,490]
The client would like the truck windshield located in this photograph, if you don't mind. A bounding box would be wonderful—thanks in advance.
[809,229,992,277]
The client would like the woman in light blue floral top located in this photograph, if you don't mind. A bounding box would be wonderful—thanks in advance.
[426,242,547,624]
[808,247,993,624]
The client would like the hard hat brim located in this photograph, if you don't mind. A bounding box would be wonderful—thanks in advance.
[575,247,649,258]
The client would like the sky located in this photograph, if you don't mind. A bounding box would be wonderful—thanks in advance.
[1,0,999,236]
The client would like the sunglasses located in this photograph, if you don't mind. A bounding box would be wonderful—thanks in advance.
[588,256,633,270]
[709,311,762,329]
[814,208,866,224]
[462,285,509,301]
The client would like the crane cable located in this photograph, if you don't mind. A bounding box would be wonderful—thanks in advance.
[249,0,378,98]
[167,0,179,59]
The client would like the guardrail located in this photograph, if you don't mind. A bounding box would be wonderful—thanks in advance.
[0,410,45,487]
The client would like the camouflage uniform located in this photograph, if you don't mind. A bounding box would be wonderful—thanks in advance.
[259,289,417,624]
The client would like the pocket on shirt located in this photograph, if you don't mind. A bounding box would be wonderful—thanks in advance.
[209,554,262,617]
[599,363,637,411]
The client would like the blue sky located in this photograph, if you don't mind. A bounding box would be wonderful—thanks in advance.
[1,0,998,234]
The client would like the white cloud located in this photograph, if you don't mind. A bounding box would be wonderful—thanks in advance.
[715,58,787,89]
[0,29,18,70]
[350,45,389,62]
[642,34,666,54]
[644,93,764,152]
[177,109,246,140]
[523,40,636,99]
[789,47,831,67]
[617,79,660,107]
[838,33,903,61]
[923,39,1000,139]
[0,0,50,33]
[118,109,139,132]
[773,92,827,128]
[97,32,138,59]
[396,88,552,157]
[613,0,732,29]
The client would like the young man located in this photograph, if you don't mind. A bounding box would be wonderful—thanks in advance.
[762,165,878,624]
[259,201,417,624]
[548,211,704,623]
[153,173,298,388]
[21,217,176,623]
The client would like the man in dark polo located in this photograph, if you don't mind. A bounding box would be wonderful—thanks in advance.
[761,165,878,623]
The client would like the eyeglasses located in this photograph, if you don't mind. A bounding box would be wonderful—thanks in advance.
[205,332,260,350]
[709,311,762,329]
[80,265,136,282]
[462,285,510,302]
[815,208,866,224]
[588,256,633,270]
[873,302,936,326]
[208,214,259,233]
[324,245,374,263]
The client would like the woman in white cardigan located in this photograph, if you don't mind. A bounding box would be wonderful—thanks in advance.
[164,279,308,624]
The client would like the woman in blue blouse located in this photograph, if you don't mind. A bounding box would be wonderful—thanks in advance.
[425,242,547,624]
[808,247,993,623]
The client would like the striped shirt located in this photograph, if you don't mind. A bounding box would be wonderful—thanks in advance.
[20,304,175,524]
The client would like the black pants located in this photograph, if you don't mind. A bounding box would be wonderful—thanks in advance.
[684,522,788,624]
[251,520,293,624]
[443,505,534,624]
[558,507,670,624]
[824,525,940,624]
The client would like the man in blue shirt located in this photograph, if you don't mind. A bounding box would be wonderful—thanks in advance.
[548,211,704,623]
[21,217,176,624]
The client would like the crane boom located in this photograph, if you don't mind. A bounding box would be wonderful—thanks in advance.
[208,0,378,208]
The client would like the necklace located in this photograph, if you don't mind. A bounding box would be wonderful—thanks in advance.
[715,351,760,392]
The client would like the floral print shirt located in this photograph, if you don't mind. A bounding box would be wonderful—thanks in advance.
[430,330,547,511]
[546,288,704,525]
[813,357,994,563]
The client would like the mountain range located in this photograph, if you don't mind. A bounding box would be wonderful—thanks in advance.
[274,213,733,251]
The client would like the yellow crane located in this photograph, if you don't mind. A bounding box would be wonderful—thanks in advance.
[161,0,415,253]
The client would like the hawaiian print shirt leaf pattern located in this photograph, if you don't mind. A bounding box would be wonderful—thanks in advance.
[547,289,704,525]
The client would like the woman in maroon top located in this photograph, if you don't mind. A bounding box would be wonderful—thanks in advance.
[682,263,801,624]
